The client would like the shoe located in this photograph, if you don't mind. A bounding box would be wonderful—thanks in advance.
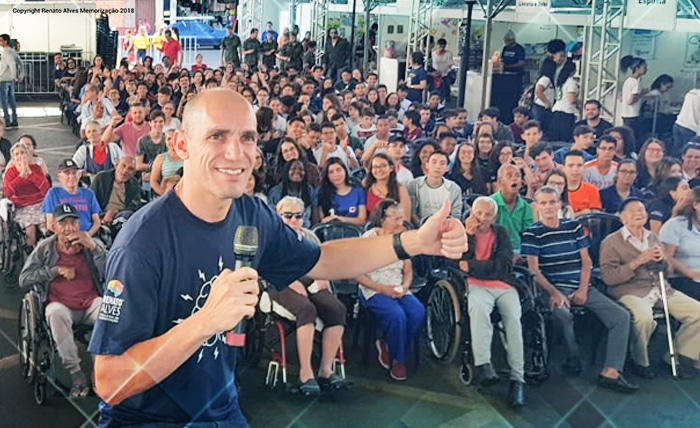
[376,340,391,371]
[9,121,18,129]
[629,362,656,379]
[597,374,638,394]
[318,373,348,390]
[475,363,499,387]
[390,362,407,381]
[564,357,582,377]
[297,378,321,396]
[508,380,525,408]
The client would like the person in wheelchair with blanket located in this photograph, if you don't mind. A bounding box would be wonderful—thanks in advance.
[459,196,525,408]
[270,196,348,395]
[19,203,107,398]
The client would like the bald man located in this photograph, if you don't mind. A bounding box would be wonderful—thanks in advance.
[88,89,468,427]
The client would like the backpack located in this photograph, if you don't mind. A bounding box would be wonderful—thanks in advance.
[519,82,535,108]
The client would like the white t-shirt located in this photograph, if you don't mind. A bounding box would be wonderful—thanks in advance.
[675,89,700,134]
[534,75,555,108]
[432,50,454,76]
[620,76,642,118]
[396,164,414,187]
[312,144,358,169]
[552,77,580,115]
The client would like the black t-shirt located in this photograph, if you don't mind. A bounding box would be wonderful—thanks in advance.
[89,192,321,426]
[573,119,613,139]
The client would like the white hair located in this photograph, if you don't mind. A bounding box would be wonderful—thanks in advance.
[472,196,498,216]
[276,196,305,213]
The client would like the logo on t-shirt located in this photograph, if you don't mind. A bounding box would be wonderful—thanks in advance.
[349,206,357,214]
[175,256,227,363]
[99,280,125,323]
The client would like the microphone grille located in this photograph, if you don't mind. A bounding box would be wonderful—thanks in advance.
[234,226,259,256]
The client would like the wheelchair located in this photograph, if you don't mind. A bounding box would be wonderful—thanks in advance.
[0,198,29,285]
[17,288,93,404]
[237,280,347,395]
[423,262,549,386]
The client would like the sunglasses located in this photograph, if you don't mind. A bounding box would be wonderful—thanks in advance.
[281,212,304,220]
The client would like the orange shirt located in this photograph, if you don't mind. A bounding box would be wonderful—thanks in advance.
[568,182,602,213]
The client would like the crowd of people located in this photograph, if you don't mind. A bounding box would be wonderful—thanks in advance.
[1,25,700,421]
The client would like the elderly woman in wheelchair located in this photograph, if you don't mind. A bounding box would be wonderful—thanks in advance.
[271,196,348,395]
[3,142,51,248]
[460,196,525,407]
[19,203,106,399]
[357,199,426,382]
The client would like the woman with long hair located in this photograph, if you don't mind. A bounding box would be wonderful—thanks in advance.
[364,153,411,219]
[316,158,367,225]
[448,142,489,196]
[620,56,648,143]
[532,169,575,221]
[161,101,181,133]
[532,58,557,135]
[267,159,317,227]
[475,133,495,179]
[367,88,386,115]
[271,137,321,187]
[646,176,690,235]
[409,139,440,178]
[660,186,700,303]
[256,106,275,143]
[635,138,666,190]
[644,156,683,198]
[488,141,515,186]
[606,126,637,161]
[317,94,342,123]
[549,60,580,142]
[356,199,425,381]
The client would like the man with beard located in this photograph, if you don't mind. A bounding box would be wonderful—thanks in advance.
[573,100,613,139]
[103,103,151,157]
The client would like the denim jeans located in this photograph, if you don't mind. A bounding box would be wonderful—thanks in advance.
[0,80,18,124]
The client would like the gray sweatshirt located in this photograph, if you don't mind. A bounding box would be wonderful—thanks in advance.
[0,46,24,82]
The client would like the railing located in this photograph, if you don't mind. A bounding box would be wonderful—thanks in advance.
[16,51,93,96]
[116,35,199,69]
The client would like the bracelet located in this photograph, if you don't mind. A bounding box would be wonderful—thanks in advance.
[392,232,411,260]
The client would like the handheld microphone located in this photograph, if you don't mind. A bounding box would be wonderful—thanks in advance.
[225,225,259,347]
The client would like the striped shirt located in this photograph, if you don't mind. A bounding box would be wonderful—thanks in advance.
[520,219,589,289]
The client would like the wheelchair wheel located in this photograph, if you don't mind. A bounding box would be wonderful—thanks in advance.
[18,296,38,385]
[459,363,473,386]
[0,220,11,274]
[426,279,461,364]
[34,375,47,405]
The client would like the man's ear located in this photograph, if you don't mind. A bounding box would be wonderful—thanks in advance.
[172,130,190,161]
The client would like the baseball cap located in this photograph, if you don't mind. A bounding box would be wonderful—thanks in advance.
[53,204,79,222]
[58,158,78,171]
[618,197,645,213]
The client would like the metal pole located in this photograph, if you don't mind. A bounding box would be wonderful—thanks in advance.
[350,0,358,70]
[479,0,494,112]
[458,1,476,108]
[363,2,371,73]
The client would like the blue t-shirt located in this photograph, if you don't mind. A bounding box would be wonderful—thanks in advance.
[41,187,102,232]
[520,219,590,289]
[88,192,321,427]
[407,67,428,103]
[600,186,645,214]
[333,186,366,218]
[554,147,594,166]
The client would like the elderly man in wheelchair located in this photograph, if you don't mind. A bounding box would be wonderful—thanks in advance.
[19,203,107,398]
[268,196,348,395]
[460,196,525,408]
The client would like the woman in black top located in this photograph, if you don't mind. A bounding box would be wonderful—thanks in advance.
[647,176,690,235]
[643,156,682,199]
[449,142,489,196]
[635,138,666,190]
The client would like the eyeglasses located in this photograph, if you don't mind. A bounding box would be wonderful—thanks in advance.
[281,212,304,220]
[372,164,390,171]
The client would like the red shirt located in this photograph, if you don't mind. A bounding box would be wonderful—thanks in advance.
[162,39,182,64]
[48,251,99,310]
[366,188,383,214]
[468,229,511,290]
[2,164,50,208]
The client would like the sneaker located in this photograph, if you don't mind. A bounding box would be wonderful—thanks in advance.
[475,363,500,387]
[390,362,407,381]
[376,340,391,371]
[9,121,18,129]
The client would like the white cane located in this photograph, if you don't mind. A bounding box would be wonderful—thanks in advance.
[657,269,677,378]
